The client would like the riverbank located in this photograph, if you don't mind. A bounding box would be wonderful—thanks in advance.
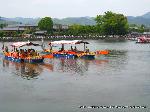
[0,35,128,42]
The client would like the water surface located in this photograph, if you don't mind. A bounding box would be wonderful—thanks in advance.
[0,40,150,112]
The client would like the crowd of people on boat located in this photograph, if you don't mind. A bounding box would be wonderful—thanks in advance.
[3,46,39,59]
[70,46,89,53]
[57,45,90,53]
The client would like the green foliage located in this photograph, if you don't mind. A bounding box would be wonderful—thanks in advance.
[129,24,147,33]
[95,11,129,35]
[67,24,96,35]
[23,28,35,34]
[38,17,53,33]
[0,23,7,29]
[0,31,4,37]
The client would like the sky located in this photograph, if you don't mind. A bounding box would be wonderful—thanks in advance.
[0,0,150,18]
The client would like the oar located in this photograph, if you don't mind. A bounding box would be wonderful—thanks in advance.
[96,50,109,55]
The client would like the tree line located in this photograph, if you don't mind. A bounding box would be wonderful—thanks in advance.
[38,11,129,36]
[0,11,149,37]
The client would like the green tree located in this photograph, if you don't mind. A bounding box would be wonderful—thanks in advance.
[0,23,7,29]
[68,24,97,35]
[0,31,4,37]
[38,17,53,33]
[68,24,82,35]
[95,11,129,36]
[139,24,145,33]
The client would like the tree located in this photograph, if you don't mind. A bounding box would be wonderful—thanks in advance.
[68,24,82,35]
[67,24,97,36]
[95,11,129,36]
[0,23,7,29]
[38,17,53,33]
[0,31,4,37]
[139,24,145,33]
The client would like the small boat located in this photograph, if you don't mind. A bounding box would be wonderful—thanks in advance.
[3,41,44,63]
[43,40,109,59]
[136,36,150,43]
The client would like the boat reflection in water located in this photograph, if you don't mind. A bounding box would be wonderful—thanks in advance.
[53,58,90,74]
[49,58,109,75]
[3,59,43,80]
[2,57,109,78]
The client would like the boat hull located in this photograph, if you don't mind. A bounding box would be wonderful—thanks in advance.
[53,54,78,59]
[4,56,44,63]
[5,56,22,63]
[80,55,95,59]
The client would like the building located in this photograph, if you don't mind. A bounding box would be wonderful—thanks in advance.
[0,27,25,32]
[0,24,69,33]
[34,31,47,36]
[53,24,69,31]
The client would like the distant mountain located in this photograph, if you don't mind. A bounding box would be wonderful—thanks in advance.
[53,17,96,25]
[2,17,40,25]
[1,12,150,26]
[0,17,18,25]
[1,16,96,25]
[127,12,150,26]
[141,12,150,19]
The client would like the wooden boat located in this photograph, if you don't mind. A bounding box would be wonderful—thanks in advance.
[43,40,109,59]
[3,41,44,63]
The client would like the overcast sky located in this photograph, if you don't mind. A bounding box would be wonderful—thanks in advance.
[1,0,150,18]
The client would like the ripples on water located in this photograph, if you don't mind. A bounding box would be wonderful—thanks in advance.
[0,40,150,112]
[2,50,129,77]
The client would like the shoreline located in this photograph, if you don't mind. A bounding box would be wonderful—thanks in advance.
[0,36,127,42]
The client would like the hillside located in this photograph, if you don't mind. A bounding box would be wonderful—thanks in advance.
[1,17,96,25]
[0,17,19,25]
[1,12,150,26]
[127,12,150,26]
[53,17,96,25]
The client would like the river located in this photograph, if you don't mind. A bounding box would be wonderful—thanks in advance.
[0,39,149,112]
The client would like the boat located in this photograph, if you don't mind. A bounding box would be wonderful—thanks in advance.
[3,41,44,63]
[43,40,109,59]
[136,36,150,43]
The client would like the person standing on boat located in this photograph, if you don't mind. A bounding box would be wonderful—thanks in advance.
[71,46,73,51]
[2,43,4,52]
[85,46,89,52]
[5,46,8,52]
[74,46,77,52]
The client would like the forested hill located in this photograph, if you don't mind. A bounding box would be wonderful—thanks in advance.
[0,17,19,25]
[1,12,150,26]
[127,12,150,26]
[53,17,96,25]
[0,17,96,25]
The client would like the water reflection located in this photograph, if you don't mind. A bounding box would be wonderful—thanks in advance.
[49,58,109,75]
[106,50,128,73]
[50,58,90,74]
[3,60,43,80]
[1,49,129,78]
[2,58,110,78]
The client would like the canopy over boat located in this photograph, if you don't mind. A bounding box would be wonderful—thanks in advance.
[11,42,41,47]
[49,40,89,45]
